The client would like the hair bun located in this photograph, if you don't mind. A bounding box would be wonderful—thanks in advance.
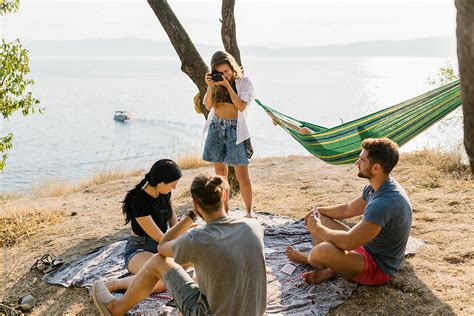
[210,176,223,185]
[205,176,223,191]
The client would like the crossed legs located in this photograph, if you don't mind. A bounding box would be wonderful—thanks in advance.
[285,215,365,284]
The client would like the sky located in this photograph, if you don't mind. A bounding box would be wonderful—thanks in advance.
[1,0,457,48]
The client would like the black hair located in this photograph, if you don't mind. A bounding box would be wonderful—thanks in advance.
[122,159,182,224]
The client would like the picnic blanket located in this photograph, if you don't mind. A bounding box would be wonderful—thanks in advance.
[43,210,425,315]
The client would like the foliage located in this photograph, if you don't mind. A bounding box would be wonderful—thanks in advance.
[428,62,460,86]
[427,63,463,126]
[1,0,20,14]
[0,0,41,170]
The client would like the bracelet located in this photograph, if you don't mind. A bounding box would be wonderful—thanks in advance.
[187,210,197,222]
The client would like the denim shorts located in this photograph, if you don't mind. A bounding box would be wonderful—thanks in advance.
[202,116,249,166]
[163,267,210,315]
[123,235,158,271]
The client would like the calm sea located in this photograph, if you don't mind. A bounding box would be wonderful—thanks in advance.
[0,56,462,192]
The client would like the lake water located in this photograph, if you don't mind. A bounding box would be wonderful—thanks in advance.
[0,56,463,192]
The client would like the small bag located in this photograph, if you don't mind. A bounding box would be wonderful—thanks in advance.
[244,138,254,159]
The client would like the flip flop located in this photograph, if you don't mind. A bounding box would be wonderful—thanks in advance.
[31,253,64,274]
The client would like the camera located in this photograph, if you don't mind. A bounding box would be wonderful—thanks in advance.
[211,72,224,82]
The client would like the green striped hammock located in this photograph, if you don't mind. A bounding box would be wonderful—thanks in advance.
[256,80,462,165]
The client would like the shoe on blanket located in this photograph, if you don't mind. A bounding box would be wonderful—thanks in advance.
[91,281,115,316]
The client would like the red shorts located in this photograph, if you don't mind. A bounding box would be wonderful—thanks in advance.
[350,246,391,286]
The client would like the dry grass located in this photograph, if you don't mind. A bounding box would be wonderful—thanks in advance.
[31,169,143,198]
[0,193,21,201]
[403,149,471,179]
[0,207,65,247]
[176,152,210,170]
[32,179,76,198]
[80,169,143,187]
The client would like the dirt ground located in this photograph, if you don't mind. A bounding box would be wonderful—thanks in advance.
[1,153,473,315]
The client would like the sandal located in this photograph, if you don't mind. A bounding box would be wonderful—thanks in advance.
[31,253,64,274]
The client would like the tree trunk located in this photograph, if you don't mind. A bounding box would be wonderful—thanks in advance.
[147,0,209,117]
[456,0,474,171]
[148,0,244,192]
[221,0,242,67]
[220,0,242,193]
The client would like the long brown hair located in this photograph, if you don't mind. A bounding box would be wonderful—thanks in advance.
[210,51,243,104]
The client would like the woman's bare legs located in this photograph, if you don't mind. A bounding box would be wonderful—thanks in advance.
[214,162,230,213]
[234,165,253,217]
[105,252,166,293]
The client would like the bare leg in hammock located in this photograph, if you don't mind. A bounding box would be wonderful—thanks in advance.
[265,110,313,135]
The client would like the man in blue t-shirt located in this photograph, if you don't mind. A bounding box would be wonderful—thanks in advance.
[286,138,412,285]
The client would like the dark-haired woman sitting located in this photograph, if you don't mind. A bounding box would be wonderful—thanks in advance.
[104,159,182,293]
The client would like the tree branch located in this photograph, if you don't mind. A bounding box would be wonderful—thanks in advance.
[147,0,209,117]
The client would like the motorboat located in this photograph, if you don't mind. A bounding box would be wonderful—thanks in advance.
[114,111,131,122]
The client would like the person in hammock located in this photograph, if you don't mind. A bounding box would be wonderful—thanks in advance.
[202,51,255,218]
[102,159,187,294]
[285,138,412,286]
[265,110,313,135]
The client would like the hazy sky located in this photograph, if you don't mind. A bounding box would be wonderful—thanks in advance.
[1,0,457,47]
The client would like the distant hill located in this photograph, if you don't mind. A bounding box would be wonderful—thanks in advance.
[26,37,457,58]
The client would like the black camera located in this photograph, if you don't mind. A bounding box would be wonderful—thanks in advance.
[211,72,223,82]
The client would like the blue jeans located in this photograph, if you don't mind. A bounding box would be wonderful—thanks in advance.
[202,116,249,166]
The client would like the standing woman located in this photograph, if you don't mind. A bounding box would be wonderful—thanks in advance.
[202,51,255,218]
[104,159,182,293]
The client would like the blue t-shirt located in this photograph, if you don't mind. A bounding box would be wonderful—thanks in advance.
[362,178,412,276]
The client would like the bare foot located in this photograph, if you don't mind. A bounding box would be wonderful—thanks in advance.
[285,246,309,264]
[302,268,336,284]
[245,212,257,219]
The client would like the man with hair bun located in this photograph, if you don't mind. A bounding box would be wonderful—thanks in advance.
[92,173,267,316]
[285,138,413,286]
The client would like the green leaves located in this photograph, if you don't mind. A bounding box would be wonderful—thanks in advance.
[428,63,460,87]
[1,0,20,15]
[1,1,42,170]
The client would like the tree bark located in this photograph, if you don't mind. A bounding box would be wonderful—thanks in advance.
[456,0,474,171]
[220,0,242,193]
[221,0,242,67]
[147,0,209,117]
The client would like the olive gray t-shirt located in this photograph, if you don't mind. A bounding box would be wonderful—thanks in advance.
[362,178,412,276]
[173,216,267,316]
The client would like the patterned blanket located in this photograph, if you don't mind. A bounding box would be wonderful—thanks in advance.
[43,210,424,315]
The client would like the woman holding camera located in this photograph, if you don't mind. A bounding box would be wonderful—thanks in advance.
[202,51,255,218]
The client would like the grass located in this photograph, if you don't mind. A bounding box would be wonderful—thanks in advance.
[31,169,143,198]
[176,151,210,170]
[402,149,472,180]
[0,207,65,247]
